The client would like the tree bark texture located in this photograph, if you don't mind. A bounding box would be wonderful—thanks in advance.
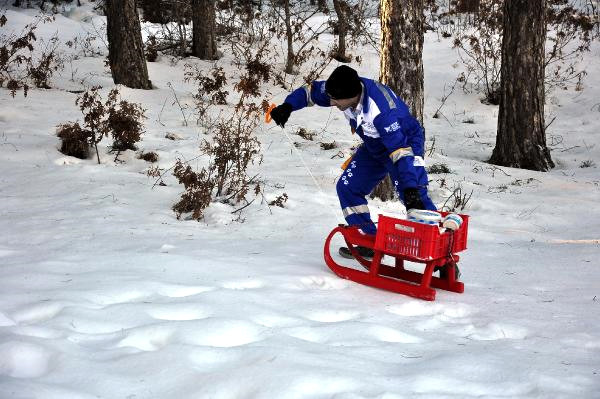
[284,0,295,74]
[373,0,424,201]
[192,0,218,60]
[318,0,328,12]
[332,0,350,62]
[456,0,480,13]
[106,0,152,89]
[139,0,164,24]
[490,0,554,171]
[379,0,424,124]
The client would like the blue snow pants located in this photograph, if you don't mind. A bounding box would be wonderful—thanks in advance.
[336,145,436,236]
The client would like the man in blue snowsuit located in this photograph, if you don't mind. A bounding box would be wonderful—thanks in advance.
[270,65,436,259]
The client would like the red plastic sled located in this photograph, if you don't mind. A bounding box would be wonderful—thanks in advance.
[324,213,469,301]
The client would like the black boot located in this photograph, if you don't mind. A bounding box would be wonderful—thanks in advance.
[339,245,375,260]
[435,263,461,280]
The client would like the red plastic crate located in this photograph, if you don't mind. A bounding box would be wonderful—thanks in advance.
[374,212,469,261]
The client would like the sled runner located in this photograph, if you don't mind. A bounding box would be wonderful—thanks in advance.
[323,212,469,301]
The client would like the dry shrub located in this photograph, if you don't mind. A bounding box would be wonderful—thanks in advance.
[185,64,229,124]
[545,0,597,91]
[451,0,503,104]
[268,193,288,208]
[218,1,277,67]
[139,0,192,57]
[28,34,62,89]
[441,183,473,212]
[579,160,595,168]
[172,159,214,220]
[138,151,159,162]
[105,89,146,152]
[0,13,63,96]
[427,163,453,174]
[175,39,274,221]
[145,35,158,62]
[449,0,597,102]
[172,102,262,221]
[57,87,145,163]
[13,0,80,13]
[56,122,91,159]
[320,141,337,150]
[165,132,184,140]
[296,127,315,141]
[234,44,272,98]
[208,106,261,200]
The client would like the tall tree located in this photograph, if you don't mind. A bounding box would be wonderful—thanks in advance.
[379,0,424,123]
[373,0,425,200]
[105,0,152,89]
[277,0,329,74]
[310,0,328,12]
[456,0,480,13]
[490,0,554,171]
[283,0,295,74]
[139,0,165,24]
[192,0,219,60]
[332,0,351,62]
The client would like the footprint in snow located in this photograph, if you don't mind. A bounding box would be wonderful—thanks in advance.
[0,341,53,378]
[116,325,175,352]
[284,323,422,345]
[11,301,65,324]
[68,330,128,349]
[146,304,212,321]
[303,310,361,323]
[0,312,16,327]
[291,275,351,291]
[88,289,153,306]
[461,322,528,340]
[157,284,215,298]
[0,248,16,257]
[188,347,245,372]
[11,325,64,339]
[367,325,424,344]
[221,279,265,290]
[287,326,329,343]
[251,313,303,328]
[178,319,266,348]
[387,301,472,318]
[160,244,176,253]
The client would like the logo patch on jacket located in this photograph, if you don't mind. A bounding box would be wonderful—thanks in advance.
[361,122,378,137]
[384,121,400,133]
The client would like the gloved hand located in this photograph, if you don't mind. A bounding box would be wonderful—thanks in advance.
[270,103,293,128]
[403,187,425,210]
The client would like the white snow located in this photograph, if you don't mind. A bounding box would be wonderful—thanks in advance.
[1,4,599,399]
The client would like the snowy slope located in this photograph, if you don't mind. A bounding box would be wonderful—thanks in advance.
[1,5,599,399]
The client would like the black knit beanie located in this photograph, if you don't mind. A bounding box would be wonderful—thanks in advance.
[325,65,362,99]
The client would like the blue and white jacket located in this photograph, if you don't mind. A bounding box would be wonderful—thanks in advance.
[284,77,426,189]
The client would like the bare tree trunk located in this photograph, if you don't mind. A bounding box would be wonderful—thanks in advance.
[332,0,350,62]
[457,0,480,13]
[379,0,424,123]
[490,0,554,171]
[370,177,396,201]
[139,0,164,23]
[106,0,152,89]
[318,0,328,12]
[192,0,219,60]
[309,0,328,12]
[373,0,424,201]
[284,0,295,74]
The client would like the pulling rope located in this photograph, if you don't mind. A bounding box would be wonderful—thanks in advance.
[265,103,343,224]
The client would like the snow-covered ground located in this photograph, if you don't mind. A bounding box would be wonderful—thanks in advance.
[1,4,599,398]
